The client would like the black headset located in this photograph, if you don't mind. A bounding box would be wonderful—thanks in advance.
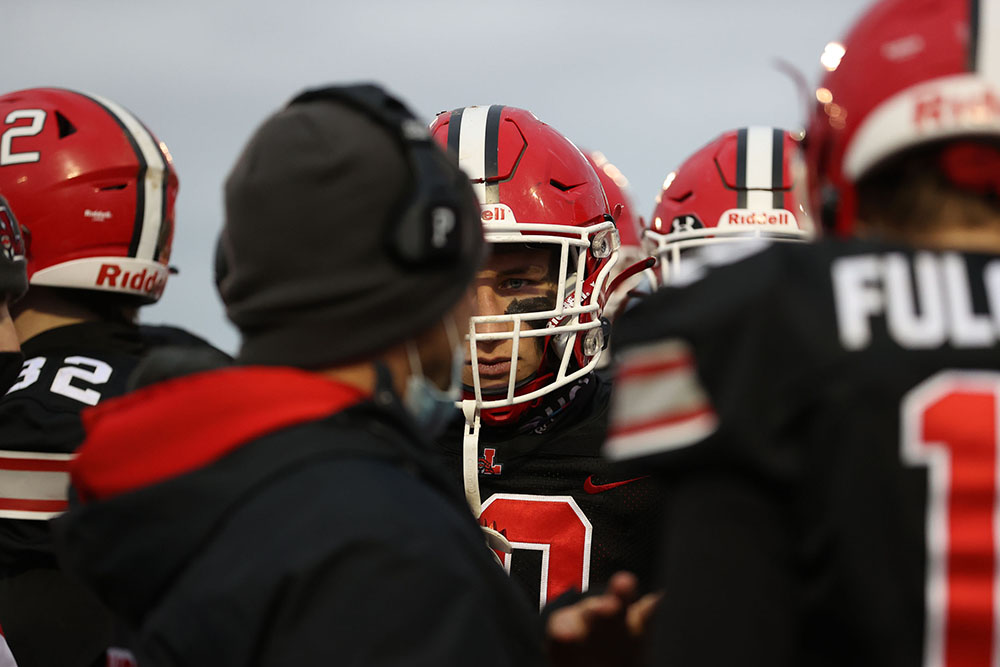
[289,84,473,268]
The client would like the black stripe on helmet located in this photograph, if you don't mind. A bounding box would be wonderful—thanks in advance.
[735,127,748,209]
[446,107,464,159]
[484,105,504,205]
[772,128,785,210]
[970,0,981,71]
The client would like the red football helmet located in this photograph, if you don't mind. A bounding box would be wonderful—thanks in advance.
[583,150,642,258]
[0,88,178,302]
[646,127,814,284]
[583,149,654,321]
[806,0,1000,235]
[430,106,619,425]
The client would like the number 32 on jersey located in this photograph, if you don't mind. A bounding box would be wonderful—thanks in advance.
[6,355,112,405]
[480,494,593,609]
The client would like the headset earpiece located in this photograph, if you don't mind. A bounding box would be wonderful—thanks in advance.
[288,84,468,268]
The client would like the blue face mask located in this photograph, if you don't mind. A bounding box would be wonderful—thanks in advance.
[403,317,463,438]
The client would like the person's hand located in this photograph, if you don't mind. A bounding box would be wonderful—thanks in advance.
[546,571,661,667]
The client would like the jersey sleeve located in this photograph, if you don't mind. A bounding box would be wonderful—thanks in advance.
[604,243,821,479]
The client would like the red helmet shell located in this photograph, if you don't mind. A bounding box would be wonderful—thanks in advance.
[583,149,642,250]
[805,0,1000,235]
[647,127,813,282]
[0,88,178,302]
[430,106,609,230]
[650,127,810,235]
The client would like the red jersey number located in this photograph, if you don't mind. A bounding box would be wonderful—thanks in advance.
[480,494,592,609]
[902,371,1000,667]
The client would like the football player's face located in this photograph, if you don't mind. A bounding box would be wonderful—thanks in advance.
[465,245,558,391]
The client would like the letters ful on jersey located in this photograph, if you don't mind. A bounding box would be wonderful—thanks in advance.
[833,252,1000,350]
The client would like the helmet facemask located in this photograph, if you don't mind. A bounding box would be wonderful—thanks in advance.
[464,216,619,419]
[645,217,811,285]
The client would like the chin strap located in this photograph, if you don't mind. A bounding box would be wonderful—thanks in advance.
[461,399,512,563]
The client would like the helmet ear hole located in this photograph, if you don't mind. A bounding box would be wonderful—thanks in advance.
[55,111,76,138]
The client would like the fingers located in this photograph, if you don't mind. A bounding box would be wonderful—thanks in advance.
[546,571,643,644]
[547,593,624,643]
[626,592,662,637]
[605,570,639,605]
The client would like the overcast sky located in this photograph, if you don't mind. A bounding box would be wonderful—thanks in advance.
[7,0,871,353]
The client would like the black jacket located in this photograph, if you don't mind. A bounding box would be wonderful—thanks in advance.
[53,366,543,666]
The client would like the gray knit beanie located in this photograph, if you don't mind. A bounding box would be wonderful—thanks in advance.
[217,84,484,368]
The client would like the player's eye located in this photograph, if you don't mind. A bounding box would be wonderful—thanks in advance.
[501,278,528,290]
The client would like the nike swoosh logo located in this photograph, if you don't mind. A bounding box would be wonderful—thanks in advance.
[583,475,649,494]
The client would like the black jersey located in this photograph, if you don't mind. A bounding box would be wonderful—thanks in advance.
[0,320,217,566]
[438,375,664,609]
[606,238,1000,667]
[0,320,221,667]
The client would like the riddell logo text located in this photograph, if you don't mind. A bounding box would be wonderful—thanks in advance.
[727,211,793,226]
[481,204,517,224]
[914,89,1000,129]
[96,264,166,296]
[481,207,507,221]
[84,209,113,222]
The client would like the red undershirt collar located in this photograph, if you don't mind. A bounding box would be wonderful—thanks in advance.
[72,366,368,502]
